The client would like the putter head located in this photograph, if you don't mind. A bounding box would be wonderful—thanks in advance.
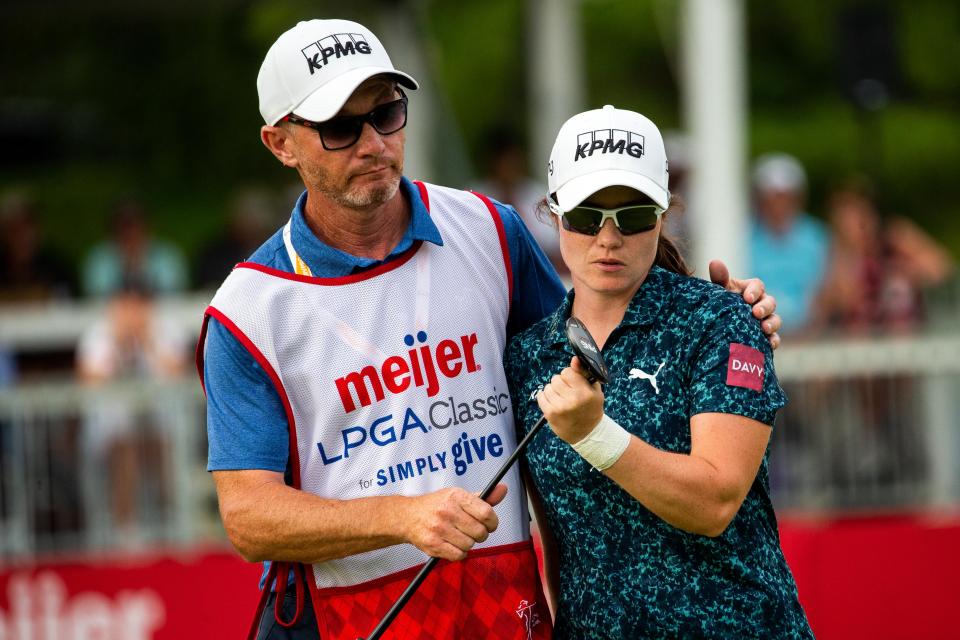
[565,316,610,384]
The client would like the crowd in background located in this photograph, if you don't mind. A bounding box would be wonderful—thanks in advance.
[0,139,956,546]
[1,141,957,388]
[473,138,956,338]
[2,142,955,335]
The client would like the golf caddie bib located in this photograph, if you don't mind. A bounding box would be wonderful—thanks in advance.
[199,182,550,640]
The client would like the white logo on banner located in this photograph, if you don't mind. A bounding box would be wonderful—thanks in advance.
[0,572,165,640]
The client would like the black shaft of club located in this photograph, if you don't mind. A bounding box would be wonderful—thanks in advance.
[360,414,550,640]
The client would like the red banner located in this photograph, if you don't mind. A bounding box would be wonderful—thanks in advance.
[2,514,960,639]
[0,547,261,639]
[778,512,960,639]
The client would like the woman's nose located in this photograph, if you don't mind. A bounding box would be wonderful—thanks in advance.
[596,219,623,247]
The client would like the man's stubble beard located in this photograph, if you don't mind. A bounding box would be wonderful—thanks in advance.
[302,156,403,210]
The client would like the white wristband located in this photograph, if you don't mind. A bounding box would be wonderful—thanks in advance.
[570,413,631,471]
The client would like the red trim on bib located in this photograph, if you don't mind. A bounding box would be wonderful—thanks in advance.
[204,306,301,487]
[313,539,534,597]
[195,315,211,394]
[414,179,430,212]
[471,191,513,311]
[233,240,422,287]
[203,306,311,637]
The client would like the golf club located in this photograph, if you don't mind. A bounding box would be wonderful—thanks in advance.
[359,316,609,640]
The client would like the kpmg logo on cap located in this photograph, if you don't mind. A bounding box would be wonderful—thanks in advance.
[575,129,644,162]
[302,33,372,75]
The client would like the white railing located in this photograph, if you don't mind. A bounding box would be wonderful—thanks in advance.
[0,379,215,559]
[2,320,959,558]
[0,293,211,353]
[771,331,960,511]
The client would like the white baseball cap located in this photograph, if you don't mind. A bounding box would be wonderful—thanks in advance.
[547,105,670,211]
[257,19,419,126]
[752,152,807,193]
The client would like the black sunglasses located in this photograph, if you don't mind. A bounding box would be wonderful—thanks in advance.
[283,89,408,151]
[548,199,664,235]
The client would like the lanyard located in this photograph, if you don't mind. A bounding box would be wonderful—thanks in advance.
[279,217,432,360]
[282,219,313,276]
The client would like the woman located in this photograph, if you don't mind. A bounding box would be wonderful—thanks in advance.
[504,106,813,638]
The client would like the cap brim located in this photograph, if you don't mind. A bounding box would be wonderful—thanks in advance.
[555,169,670,211]
[289,67,418,124]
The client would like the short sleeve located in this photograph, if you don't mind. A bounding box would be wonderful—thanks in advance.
[204,318,290,472]
[688,299,786,426]
[490,201,566,338]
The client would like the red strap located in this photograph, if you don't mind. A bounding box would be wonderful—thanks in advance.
[273,562,306,628]
[244,561,307,639]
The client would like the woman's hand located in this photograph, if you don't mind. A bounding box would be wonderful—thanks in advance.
[536,356,605,444]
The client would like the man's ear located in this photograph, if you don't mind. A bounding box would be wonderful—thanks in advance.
[261,125,298,168]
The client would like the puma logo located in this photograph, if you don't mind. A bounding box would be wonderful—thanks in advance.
[629,362,665,394]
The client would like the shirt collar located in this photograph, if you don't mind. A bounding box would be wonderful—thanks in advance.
[289,177,443,277]
[545,265,669,352]
[621,265,668,327]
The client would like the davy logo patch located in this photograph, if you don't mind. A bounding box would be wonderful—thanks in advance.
[726,343,764,392]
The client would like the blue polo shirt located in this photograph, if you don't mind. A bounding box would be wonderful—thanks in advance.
[504,266,811,639]
[748,214,828,331]
[204,177,566,475]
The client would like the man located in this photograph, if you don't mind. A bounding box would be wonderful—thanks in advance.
[198,19,782,640]
[747,152,829,333]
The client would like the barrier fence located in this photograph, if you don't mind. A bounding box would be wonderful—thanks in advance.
[1,333,959,560]
[0,380,212,561]
[771,332,960,512]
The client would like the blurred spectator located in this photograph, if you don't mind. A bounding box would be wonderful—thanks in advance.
[882,216,954,329]
[814,180,954,334]
[811,181,885,333]
[0,191,75,303]
[76,277,187,543]
[194,188,274,290]
[81,198,188,298]
[473,124,567,278]
[803,180,954,489]
[747,153,829,333]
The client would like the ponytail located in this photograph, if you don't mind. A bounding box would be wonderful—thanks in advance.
[654,194,692,276]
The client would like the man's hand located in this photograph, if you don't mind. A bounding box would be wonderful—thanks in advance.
[709,259,782,350]
[402,484,507,561]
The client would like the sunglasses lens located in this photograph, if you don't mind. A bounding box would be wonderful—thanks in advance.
[560,205,661,235]
[371,99,408,135]
[318,98,408,150]
[319,117,363,150]
[616,206,661,234]
[562,208,603,235]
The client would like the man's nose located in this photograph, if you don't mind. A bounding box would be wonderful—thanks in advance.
[354,121,386,156]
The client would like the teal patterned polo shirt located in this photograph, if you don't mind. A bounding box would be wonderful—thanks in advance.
[505,266,812,639]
